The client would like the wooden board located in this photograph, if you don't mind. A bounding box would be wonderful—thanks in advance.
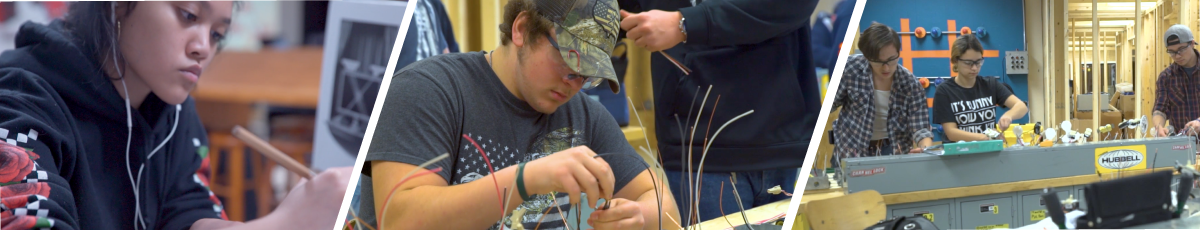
[882,166,1178,204]
[804,190,886,230]
[797,189,848,214]
[694,199,792,230]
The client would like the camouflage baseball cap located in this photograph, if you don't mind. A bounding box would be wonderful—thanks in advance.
[536,0,621,93]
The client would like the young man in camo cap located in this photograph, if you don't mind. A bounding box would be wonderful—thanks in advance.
[357,0,681,229]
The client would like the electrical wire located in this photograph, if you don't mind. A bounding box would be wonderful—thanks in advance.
[346,206,376,230]
[665,212,682,228]
[627,96,658,166]
[696,110,755,178]
[379,153,448,230]
[629,96,669,230]
[462,134,506,215]
[379,167,443,230]
[682,86,700,227]
[674,114,688,226]
[719,181,735,228]
[694,95,720,219]
[532,203,554,230]
[686,86,713,227]
[554,198,571,230]
[729,174,754,230]
[595,152,663,229]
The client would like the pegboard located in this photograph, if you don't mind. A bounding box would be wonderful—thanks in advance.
[1005,51,1028,74]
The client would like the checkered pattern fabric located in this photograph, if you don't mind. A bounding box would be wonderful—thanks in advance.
[832,54,933,157]
[1,140,66,230]
[1154,49,1200,133]
[0,128,38,147]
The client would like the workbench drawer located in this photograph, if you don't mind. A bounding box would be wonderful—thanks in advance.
[889,201,954,229]
[1019,187,1072,226]
[959,194,1015,229]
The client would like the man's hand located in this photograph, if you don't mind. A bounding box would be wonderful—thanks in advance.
[525,146,615,207]
[1157,125,1170,137]
[619,10,686,52]
[1185,120,1200,136]
[587,198,645,230]
[269,167,354,229]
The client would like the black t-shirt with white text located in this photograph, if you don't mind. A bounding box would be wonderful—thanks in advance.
[932,77,1014,134]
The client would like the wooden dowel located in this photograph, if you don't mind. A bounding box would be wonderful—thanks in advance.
[231,125,315,180]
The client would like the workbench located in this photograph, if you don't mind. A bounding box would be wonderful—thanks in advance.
[834,136,1197,229]
[694,199,791,230]
[1130,214,1200,228]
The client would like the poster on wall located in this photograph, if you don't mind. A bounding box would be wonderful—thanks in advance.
[313,0,409,170]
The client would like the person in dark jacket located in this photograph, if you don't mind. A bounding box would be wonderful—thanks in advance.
[824,0,856,69]
[618,0,820,221]
[0,2,351,230]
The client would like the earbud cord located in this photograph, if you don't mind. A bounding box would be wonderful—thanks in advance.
[111,3,148,230]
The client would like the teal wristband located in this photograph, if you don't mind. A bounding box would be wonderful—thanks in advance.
[517,162,531,201]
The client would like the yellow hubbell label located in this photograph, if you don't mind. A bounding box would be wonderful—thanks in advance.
[1094,145,1148,174]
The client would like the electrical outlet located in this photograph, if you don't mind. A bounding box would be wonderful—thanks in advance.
[1006,51,1029,74]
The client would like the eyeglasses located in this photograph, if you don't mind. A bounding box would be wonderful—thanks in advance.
[869,56,900,67]
[958,58,985,67]
[546,32,604,90]
[1168,43,1194,57]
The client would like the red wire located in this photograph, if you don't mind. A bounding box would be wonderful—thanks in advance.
[379,167,444,230]
[462,134,506,215]
[719,181,734,228]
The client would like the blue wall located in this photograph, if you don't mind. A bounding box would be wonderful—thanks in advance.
[860,0,1029,141]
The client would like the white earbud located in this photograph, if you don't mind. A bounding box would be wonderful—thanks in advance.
[112,4,184,227]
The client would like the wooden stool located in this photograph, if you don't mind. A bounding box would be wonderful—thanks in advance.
[208,133,275,221]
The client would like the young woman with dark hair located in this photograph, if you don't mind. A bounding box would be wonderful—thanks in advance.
[0,2,351,229]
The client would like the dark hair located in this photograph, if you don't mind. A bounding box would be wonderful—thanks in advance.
[951,34,984,70]
[858,22,900,61]
[63,2,239,80]
[498,0,554,46]
[62,2,135,79]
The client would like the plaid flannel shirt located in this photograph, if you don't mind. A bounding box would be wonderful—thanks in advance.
[832,54,933,157]
[1154,49,1200,133]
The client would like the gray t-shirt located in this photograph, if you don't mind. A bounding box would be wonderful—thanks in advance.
[358,52,645,229]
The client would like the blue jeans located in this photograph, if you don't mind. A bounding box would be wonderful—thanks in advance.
[665,168,798,222]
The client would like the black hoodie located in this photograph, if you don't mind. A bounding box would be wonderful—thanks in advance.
[618,0,821,172]
[0,21,221,230]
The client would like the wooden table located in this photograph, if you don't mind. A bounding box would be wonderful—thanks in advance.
[195,47,324,108]
[193,47,324,134]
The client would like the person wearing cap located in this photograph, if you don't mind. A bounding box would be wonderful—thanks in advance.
[1153,24,1200,137]
[357,0,681,229]
[831,22,933,160]
[616,0,820,221]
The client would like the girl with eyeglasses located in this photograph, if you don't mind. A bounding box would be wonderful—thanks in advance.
[831,22,933,161]
[932,34,1028,142]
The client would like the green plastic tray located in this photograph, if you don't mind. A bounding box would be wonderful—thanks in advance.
[942,140,1005,155]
